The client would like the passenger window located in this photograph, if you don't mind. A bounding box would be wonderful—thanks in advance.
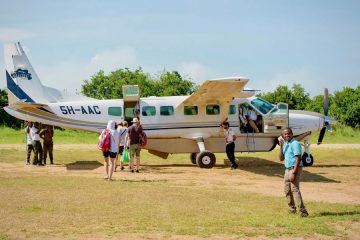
[108,107,122,116]
[206,105,220,115]
[142,106,156,116]
[229,105,236,115]
[184,106,198,115]
[160,106,174,116]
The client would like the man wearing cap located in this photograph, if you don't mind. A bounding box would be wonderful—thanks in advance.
[125,117,143,173]
[279,127,309,217]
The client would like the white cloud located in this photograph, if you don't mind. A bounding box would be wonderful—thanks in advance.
[265,69,327,96]
[177,62,214,84]
[36,46,138,93]
[87,47,137,74]
[0,28,32,42]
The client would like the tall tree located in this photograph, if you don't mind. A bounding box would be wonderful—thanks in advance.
[291,84,310,110]
[330,86,360,128]
[258,85,295,108]
[82,68,195,99]
[155,71,195,96]
[0,89,22,128]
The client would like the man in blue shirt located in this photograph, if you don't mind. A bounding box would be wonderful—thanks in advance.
[279,127,309,217]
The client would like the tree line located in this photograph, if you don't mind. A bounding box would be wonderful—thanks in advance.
[257,84,360,128]
[1,68,359,128]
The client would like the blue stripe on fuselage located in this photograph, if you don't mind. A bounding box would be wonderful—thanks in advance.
[6,70,34,103]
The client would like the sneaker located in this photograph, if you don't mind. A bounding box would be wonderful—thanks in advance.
[136,170,139,173]
[131,170,134,173]
[300,211,309,217]
[231,165,238,170]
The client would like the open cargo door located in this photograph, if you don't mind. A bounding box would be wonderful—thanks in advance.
[122,85,140,124]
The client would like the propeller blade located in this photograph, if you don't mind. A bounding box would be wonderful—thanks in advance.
[325,122,332,132]
[324,116,336,123]
[324,88,329,116]
[317,126,326,145]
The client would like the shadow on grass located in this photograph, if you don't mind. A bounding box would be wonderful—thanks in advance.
[220,157,340,183]
[66,161,102,170]
[142,158,339,183]
[314,164,360,168]
[317,211,360,217]
[121,179,168,183]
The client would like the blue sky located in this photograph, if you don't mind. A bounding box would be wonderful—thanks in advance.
[0,0,359,96]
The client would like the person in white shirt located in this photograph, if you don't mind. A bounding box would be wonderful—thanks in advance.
[116,121,128,171]
[30,122,43,166]
[244,107,260,133]
[221,121,238,169]
[25,121,34,165]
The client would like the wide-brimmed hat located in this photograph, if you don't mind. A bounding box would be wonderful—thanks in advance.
[131,118,140,123]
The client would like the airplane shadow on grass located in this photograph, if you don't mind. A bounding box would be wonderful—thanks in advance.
[65,161,102,170]
[145,158,339,183]
[220,157,341,183]
[64,158,340,183]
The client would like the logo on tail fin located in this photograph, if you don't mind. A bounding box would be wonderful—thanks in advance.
[11,69,32,80]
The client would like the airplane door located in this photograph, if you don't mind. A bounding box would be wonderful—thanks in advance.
[263,102,289,135]
[122,85,140,125]
[238,103,262,152]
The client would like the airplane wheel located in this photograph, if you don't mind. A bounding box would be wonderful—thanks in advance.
[190,153,197,164]
[302,153,314,166]
[196,151,216,168]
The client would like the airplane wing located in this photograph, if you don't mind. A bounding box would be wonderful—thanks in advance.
[177,77,249,122]
[8,101,55,115]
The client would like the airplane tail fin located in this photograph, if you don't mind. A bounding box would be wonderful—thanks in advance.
[4,42,61,105]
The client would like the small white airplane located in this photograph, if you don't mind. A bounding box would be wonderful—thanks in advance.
[3,42,335,168]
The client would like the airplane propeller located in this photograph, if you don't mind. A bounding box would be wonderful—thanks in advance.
[317,88,335,145]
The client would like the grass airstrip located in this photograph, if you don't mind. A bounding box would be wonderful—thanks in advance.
[0,127,359,239]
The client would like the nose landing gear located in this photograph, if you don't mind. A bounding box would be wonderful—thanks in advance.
[301,140,314,166]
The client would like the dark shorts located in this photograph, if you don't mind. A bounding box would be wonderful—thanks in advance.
[118,146,124,155]
[102,151,117,158]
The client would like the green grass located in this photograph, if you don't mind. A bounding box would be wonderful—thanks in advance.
[0,126,98,144]
[310,124,360,144]
[0,175,358,239]
[0,147,359,239]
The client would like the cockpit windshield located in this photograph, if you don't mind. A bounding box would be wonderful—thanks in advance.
[250,97,275,114]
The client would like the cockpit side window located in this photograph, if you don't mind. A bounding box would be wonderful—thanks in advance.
[250,98,274,114]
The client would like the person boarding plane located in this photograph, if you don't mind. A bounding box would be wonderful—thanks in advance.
[3,42,336,168]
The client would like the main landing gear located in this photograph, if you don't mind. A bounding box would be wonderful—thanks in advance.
[189,137,216,168]
[301,140,314,166]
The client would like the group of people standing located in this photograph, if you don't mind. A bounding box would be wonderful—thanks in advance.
[25,121,54,166]
[100,117,144,181]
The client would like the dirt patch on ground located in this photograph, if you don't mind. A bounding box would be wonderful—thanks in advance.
[0,156,359,205]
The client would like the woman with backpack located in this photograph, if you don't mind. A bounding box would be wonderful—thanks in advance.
[99,120,119,181]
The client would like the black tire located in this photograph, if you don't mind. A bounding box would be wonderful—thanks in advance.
[196,151,216,168]
[302,153,314,166]
[190,153,197,165]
